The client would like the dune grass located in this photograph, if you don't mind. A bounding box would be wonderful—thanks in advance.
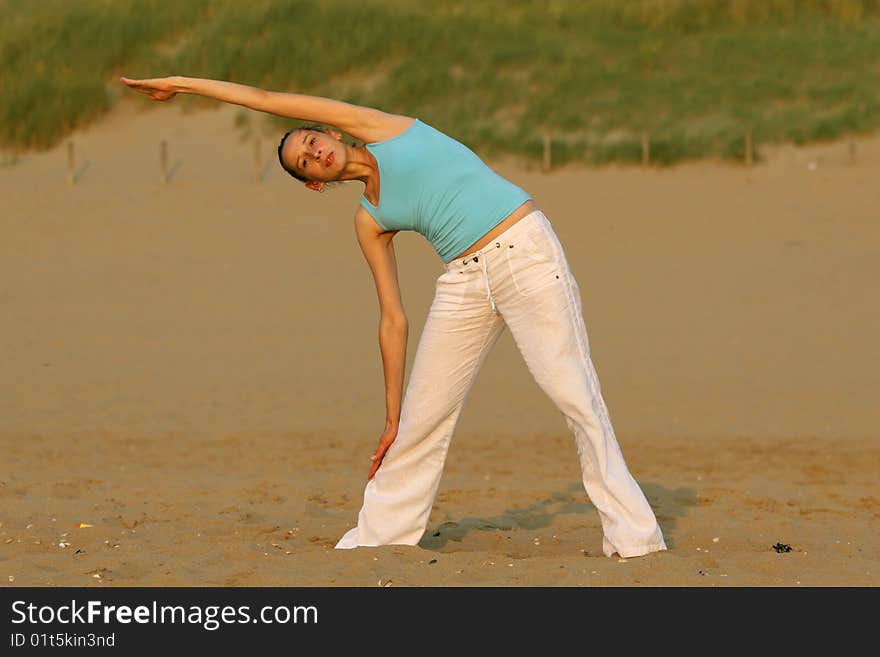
[2,0,879,165]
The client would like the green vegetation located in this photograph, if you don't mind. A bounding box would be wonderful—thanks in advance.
[2,0,879,165]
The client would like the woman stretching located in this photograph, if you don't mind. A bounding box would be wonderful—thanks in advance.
[120,75,667,558]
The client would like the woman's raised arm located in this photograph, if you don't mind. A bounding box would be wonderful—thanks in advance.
[120,75,411,143]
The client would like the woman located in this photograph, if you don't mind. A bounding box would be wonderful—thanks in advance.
[120,75,667,558]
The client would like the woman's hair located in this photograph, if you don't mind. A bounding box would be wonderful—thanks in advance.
[277,124,328,182]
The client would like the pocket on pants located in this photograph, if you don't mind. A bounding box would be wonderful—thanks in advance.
[433,267,468,309]
[505,223,564,298]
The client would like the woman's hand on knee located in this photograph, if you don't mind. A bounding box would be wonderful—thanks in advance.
[368,427,398,480]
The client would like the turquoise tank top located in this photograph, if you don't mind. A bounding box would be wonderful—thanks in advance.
[359,119,531,263]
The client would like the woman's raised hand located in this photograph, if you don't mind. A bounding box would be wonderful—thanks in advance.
[119,76,178,102]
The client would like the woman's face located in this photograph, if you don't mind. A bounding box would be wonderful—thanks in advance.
[282,129,345,185]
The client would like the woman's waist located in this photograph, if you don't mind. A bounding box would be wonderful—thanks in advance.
[452,200,537,260]
[444,203,554,272]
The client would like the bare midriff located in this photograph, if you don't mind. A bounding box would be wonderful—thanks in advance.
[452,200,537,260]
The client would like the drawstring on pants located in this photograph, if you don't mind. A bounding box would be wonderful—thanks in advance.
[475,255,496,313]
[460,247,503,314]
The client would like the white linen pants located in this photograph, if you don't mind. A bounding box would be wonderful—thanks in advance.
[336,210,666,558]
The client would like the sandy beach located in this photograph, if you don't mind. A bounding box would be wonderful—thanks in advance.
[1,102,877,586]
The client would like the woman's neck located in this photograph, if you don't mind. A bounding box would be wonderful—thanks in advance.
[338,144,378,186]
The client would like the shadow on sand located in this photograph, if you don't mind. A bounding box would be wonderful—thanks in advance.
[418,481,696,551]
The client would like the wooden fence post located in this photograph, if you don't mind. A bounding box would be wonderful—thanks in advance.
[66,142,74,187]
[745,129,753,166]
[254,138,262,183]
[542,133,551,173]
[849,140,857,164]
[641,132,650,165]
[160,140,168,184]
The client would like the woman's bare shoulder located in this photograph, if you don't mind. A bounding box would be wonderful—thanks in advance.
[356,111,416,144]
